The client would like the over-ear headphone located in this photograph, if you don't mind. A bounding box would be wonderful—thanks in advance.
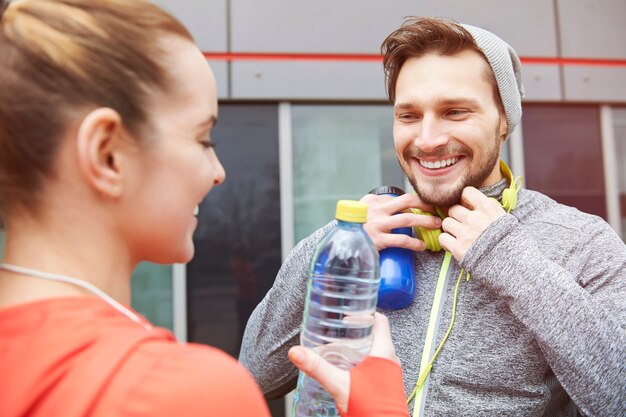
[411,160,522,251]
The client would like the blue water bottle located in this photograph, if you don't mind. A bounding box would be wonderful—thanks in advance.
[368,186,416,310]
[292,200,380,417]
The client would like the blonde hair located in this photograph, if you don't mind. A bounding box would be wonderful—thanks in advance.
[0,0,193,226]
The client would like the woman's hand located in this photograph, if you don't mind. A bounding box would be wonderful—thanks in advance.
[288,313,400,414]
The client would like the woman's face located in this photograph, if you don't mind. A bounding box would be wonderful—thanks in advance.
[119,36,225,265]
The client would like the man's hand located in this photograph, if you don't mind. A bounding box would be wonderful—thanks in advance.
[439,186,506,261]
[359,193,441,252]
[287,313,399,414]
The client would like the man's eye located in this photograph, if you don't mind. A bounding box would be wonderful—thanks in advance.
[447,109,469,119]
[398,113,418,122]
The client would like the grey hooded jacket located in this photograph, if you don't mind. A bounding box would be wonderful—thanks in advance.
[240,182,626,416]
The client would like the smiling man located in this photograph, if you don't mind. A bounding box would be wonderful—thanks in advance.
[393,51,506,208]
[240,17,626,417]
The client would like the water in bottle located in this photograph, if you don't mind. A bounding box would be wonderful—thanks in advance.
[292,200,380,417]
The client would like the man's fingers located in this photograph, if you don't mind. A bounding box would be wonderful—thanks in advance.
[383,212,442,230]
[360,193,394,207]
[383,193,434,215]
[288,346,349,411]
[446,205,471,223]
[459,187,506,219]
[441,217,462,238]
[438,232,458,258]
[460,186,498,210]
[361,193,434,216]
[360,192,442,251]
[375,233,426,252]
[459,186,480,208]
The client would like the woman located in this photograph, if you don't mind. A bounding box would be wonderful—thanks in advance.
[0,1,408,416]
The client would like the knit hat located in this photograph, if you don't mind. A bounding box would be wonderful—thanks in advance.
[461,24,525,138]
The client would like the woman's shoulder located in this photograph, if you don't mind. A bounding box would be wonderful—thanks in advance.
[134,340,256,384]
[95,338,270,417]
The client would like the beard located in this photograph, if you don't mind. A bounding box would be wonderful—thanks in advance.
[402,131,501,208]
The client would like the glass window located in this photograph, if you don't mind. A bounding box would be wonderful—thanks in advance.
[613,107,626,240]
[131,263,173,330]
[292,104,402,242]
[521,104,606,219]
[186,103,283,416]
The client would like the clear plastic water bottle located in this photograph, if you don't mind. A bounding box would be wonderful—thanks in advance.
[368,186,416,310]
[293,200,380,417]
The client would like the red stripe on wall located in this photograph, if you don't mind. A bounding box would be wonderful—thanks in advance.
[203,52,626,67]
[521,57,626,67]
[203,52,382,62]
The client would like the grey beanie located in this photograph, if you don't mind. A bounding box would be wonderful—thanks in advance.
[461,24,525,138]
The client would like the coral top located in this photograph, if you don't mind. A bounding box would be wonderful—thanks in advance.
[0,297,270,417]
[0,296,408,417]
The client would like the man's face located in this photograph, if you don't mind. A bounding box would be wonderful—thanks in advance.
[392,50,508,208]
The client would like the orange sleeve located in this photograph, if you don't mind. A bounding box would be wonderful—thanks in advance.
[115,343,271,417]
[340,357,410,417]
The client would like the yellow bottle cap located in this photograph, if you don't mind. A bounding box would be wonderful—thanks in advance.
[335,200,368,223]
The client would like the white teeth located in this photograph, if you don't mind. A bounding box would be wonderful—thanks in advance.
[419,157,458,169]
[194,206,199,216]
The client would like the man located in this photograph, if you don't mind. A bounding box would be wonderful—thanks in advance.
[240,17,625,416]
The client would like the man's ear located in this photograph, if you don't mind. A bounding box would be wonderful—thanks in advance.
[498,114,509,141]
[75,108,127,198]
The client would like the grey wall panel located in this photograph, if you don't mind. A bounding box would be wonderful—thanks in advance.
[563,66,626,102]
[231,61,387,100]
[231,0,556,57]
[416,0,558,57]
[153,0,228,52]
[558,0,626,59]
[230,0,415,53]
[521,64,563,101]
[208,61,229,100]
[232,61,569,102]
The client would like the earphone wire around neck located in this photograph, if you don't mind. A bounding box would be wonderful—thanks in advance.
[0,263,152,332]
[407,160,523,406]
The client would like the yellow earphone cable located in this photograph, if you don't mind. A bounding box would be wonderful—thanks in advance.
[407,266,470,404]
[406,161,521,406]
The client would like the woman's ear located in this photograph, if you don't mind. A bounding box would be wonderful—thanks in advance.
[75,108,126,198]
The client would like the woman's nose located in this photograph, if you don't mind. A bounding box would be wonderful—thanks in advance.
[212,154,226,186]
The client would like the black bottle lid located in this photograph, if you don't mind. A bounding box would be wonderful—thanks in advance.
[368,185,405,196]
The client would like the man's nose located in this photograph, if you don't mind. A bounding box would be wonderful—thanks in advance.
[413,114,449,153]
